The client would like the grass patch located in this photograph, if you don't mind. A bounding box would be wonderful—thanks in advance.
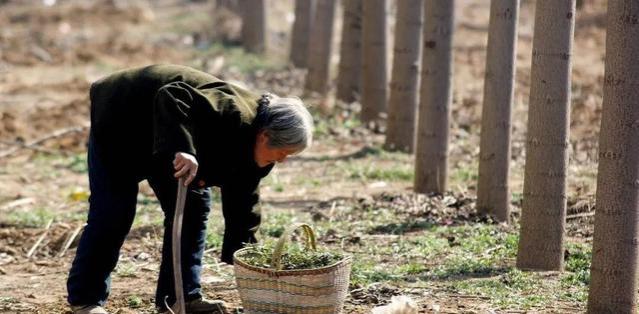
[165,6,216,35]
[260,211,295,238]
[0,297,19,303]
[350,165,413,182]
[450,269,551,309]
[4,207,57,227]
[430,224,517,278]
[193,42,285,75]
[558,242,591,303]
[66,154,88,173]
[266,194,589,311]
[204,209,225,251]
[450,163,479,186]
[351,259,403,286]
[115,261,138,278]
[205,224,224,251]
[312,113,361,138]
[132,204,163,227]
[323,146,415,183]
[127,295,143,308]
[511,192,523,205]
[563,242,591,284]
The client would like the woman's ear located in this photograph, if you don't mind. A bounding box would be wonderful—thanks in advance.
[257,130,269,145]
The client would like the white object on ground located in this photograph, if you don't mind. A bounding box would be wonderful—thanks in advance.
[371,295,418,314]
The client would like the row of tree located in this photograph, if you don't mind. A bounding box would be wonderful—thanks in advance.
[232,0,638,312]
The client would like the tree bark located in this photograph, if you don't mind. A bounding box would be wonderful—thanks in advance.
[290,0,315,68]
[240,0,267,54]
[476,0,520,223]
[414,0,455,194]
[304,0,337,94]
[587,1,639,312]
[360,0,389,125]
[384,0,423,153]
[336,0,363,103]
[516,0,576,271]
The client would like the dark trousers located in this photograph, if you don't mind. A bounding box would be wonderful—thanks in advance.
[67,137,211,308]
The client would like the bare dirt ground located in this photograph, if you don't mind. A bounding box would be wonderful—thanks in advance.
[0,0,608,313]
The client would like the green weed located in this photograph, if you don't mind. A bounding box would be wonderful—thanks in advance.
[236,241,343,270]
[66,154,88,173]
[127,295,143,308]
[115,261,137,278]
[260,212,295,238]
[559,242,591,303]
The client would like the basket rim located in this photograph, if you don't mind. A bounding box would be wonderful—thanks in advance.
[233,247,353,276]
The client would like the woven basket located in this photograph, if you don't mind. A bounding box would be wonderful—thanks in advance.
[233,223,352,314]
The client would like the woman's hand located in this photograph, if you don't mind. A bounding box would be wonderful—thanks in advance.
[173,152,198,186]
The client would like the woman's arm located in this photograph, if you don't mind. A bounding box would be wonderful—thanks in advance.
[220,177,263,264]
[153,82,203,185]
[153,82,198,157]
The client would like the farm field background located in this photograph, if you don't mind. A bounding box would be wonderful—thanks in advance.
[0,0,608,312]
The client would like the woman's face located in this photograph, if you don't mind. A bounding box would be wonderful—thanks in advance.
[254,131,300,168]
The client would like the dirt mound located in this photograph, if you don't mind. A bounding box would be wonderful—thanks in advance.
[1,1,158,66]
[0,223,82,262]
[0,97,90,154]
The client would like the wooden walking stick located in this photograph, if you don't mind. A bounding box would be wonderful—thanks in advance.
[166,177,187,314]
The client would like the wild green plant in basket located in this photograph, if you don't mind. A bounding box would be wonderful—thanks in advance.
[236,224,343,270]
[233,223,353,313]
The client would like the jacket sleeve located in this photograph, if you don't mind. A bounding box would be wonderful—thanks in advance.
[152,82,198,157]
[220,176,263,264]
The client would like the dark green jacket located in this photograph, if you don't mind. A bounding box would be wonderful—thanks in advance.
[89,64,273,263]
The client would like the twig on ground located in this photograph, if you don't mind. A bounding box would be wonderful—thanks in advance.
[549,306,584,312]
[446,293,491,300]
[0,198,35,211]
[57,223,85,257]
[0,125,89,159]
[360,234,401,239]
[566,212,595,220]
[26,218,54,258]
[203,247,218,255]
[0,140,57,155]
[349,282,384,295]
[328,201,336,222]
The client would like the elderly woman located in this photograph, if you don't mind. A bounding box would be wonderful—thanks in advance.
[66,64,314,314]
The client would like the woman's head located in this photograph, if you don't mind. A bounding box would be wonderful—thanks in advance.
[253,95,314,167]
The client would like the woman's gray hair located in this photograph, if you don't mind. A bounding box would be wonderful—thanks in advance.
[258,95,314,151]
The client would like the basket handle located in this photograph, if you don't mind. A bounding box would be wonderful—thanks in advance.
[271,223,317,270]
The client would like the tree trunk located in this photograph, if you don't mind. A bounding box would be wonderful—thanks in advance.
[240,0,267,54]
[336,0,363,103]
[476,0,520,223]
[384,0,423,153]
[290,0,315,68]
[414,0,455,194]
[360,0,389,125]
[304,0,337,94]
[516,0,575,271]
[587,1,639,312]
